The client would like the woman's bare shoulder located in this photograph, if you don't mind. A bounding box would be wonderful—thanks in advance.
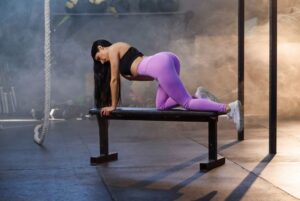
[113,42,131,49]
[110,42,131,56]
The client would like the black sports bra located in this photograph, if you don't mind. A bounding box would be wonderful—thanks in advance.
[119,47,143,76]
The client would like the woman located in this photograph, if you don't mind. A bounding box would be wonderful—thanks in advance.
[91,40,243,131]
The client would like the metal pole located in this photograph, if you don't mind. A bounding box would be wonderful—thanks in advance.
[238,0,245,141]
[269,0,277,154]
[0,87,4,114]
[0,87,3,114]
[3,92,9,114]
[11,86,17,111]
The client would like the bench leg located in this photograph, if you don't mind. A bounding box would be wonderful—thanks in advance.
[200,119,225,172]
[90,116,118,165]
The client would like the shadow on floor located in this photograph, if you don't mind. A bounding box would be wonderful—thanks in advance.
[224,154,274,201]
[194,191,218,201]
[131,140,241,189]
[109,140,241,201]
[131,154,206,189]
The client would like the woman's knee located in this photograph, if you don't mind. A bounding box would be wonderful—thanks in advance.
[156,102,167,110]
[180,97,193,110]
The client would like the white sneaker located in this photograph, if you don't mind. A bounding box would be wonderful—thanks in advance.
[194,86,220,102]
[227,100,243,132]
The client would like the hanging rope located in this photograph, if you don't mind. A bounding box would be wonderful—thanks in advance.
[34,0,51,145]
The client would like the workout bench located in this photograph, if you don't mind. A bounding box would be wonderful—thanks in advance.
[89,107,226,172]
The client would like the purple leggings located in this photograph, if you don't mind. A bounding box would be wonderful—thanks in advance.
[137,52,227,112]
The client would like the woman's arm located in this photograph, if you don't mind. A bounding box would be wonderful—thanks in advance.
[100,47,120,116]
[109,49,120,109]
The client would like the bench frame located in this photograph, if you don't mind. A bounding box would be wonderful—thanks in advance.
[89,107,226,172]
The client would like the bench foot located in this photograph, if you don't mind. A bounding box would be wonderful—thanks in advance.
[90,152,118,165]
[199,157,225,172]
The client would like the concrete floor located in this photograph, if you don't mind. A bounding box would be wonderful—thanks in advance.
[0,116,300,201]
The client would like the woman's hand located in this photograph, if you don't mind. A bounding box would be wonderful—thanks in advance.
[101,106,116,116]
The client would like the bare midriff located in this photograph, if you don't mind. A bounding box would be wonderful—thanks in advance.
[130,56,144,77]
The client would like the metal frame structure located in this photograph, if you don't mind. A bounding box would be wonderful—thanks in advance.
[269,0,277,154]
[238,0,245,141]
[238,0,277,154]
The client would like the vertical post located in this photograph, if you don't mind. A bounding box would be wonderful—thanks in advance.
[90,113,118,165]
[208,120,217,160]
[97,115,109,155]
[238,0,245,141]
[200,118,225,172]
[269,0,277,154]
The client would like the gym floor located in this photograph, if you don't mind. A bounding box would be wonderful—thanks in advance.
[0,116,300,201]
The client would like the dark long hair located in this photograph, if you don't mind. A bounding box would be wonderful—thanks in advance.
[91,39,121,108]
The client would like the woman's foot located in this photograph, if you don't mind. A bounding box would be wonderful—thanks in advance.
[194,86,220,102]
[227,100,243,132]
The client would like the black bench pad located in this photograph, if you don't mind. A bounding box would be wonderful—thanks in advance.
[89,107,226,122]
